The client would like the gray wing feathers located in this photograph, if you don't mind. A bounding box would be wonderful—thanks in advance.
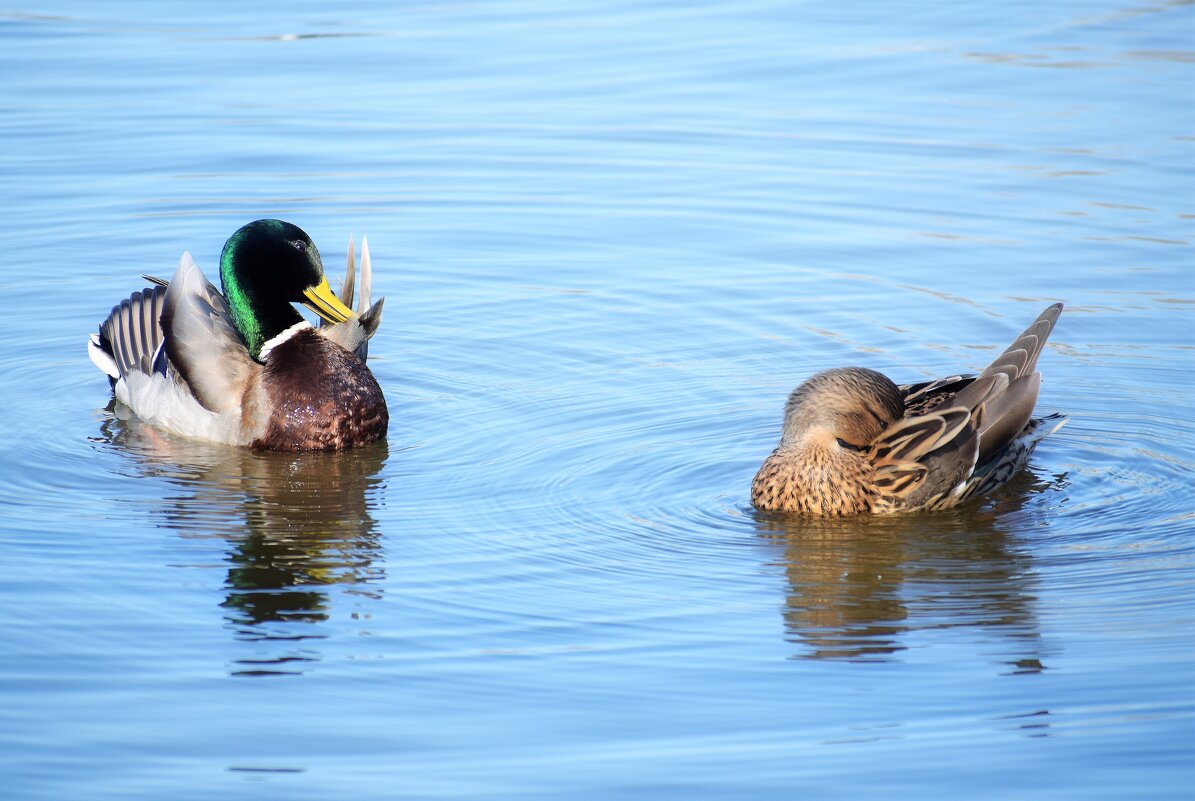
[358,235,373,311]
[948,303,1062,464]
[319,235,384,362]
[975,372,1041,464]
[340,236,357,309]
[99,284,168,377]
[160,252,256,413]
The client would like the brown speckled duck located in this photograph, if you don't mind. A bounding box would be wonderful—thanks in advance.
[87,219,387,451]
[752,304,1066,515]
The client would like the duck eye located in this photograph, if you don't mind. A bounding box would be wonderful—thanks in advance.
[289,239,306,252]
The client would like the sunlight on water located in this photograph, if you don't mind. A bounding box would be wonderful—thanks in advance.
[0,1,1192,799]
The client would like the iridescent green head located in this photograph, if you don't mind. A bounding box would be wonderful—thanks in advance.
[219,219,354,359]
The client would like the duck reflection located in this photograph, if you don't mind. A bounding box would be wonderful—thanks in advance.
[98,401,388,677]
[756,470,1067,669]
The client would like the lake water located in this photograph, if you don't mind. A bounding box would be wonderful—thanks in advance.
[1,1,1192,799]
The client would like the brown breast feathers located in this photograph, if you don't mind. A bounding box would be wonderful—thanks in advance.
[251,328,388,451]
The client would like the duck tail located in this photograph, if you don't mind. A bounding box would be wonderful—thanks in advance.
[87,332,119,381]
[1023,412,1068,443]
[951,303,1064,464]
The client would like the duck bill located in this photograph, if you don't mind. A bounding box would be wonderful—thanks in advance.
[301,277,356,324]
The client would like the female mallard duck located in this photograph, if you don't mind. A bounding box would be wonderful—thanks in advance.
[752,303,1066,515]
[87,219,387,451]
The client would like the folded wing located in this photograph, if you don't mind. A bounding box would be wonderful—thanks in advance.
[951,303,1062,464]
[159,252,258,413]
[869,406,979,508]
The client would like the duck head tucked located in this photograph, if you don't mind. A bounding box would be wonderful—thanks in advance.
[778,367,904,452]
[755,368,904,516]
[752,304,1067,516]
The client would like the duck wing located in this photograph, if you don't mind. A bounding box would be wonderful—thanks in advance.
[159,252,258,413]
[339,235,358,309]
[950,303,1063,464]
[960,412,1068,501]
[868,406,980,508]
[898,374,974,416]
[89,283,170,381]
[319,235,384,362]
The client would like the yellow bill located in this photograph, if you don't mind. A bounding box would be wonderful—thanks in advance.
[301,277,356,324]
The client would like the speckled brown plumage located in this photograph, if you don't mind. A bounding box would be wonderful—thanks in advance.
[752,447,878,515]
[250,329,388,451]
[752,367,901,515]
[752,304,1067,516]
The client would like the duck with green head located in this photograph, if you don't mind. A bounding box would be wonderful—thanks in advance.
[88,219,387,450]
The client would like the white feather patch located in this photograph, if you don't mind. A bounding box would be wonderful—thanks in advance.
[258,320,313,362]
[87,333,120,379]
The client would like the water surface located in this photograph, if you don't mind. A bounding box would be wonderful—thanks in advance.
[1,1,1192,799]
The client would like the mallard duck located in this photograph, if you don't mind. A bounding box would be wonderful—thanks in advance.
[752,303,1066,515]
[87,219,387,451]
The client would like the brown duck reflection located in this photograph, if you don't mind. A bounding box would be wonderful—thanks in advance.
[755,470,1067,668]
[98,401,389,676]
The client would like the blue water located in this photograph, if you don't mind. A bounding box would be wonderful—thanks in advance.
[1,2,1193,799]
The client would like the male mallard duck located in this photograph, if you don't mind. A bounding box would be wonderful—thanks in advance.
[87,219,387,451]
[752,303,1066,515]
